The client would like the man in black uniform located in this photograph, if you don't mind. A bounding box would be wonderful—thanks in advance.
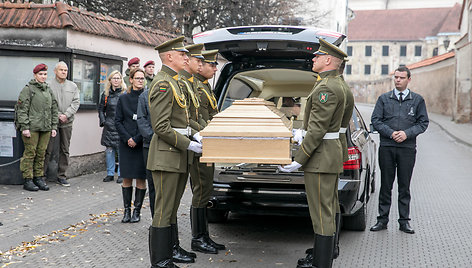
[370,66,429,234]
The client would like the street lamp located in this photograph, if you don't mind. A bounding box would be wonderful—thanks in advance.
[443,38,450,52]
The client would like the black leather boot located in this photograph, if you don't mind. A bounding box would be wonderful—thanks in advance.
[296,248,313,268]
[121,186,132,223]
[149,226,179,268]
[202,207,225,250]
[191,207,218,254]
[130,188,146,223]
[23,179,39,191]
[313,234,335,268]
[33,177,49,191]
[333,213,341,259]
[171,223,196,263]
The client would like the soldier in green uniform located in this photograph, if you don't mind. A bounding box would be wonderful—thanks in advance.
[194,50,219,123]
[17,64,58,192]
[123,57,140,89]
[147,36,203,268]
[296,59,354,268]
[191,49,226,254]
[280,38,347,268]
[144,60,156,87]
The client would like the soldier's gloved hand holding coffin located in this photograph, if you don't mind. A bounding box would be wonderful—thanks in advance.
[188,141,203,153]
[193,132,203,144]
[278,161,302,173]
[292,129,306,145]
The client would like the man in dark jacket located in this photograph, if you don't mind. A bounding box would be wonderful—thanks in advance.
[370,66,429,234]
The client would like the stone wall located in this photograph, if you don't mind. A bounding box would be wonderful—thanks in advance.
[408,57,455,116]
[454,34,472,123]
[347,56,456,117]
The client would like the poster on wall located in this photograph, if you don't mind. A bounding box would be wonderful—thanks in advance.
[0,122,16,157]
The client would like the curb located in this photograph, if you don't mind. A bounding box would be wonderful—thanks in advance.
[429,119,472,148]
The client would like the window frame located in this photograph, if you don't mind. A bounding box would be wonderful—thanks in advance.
[346,64,352,75]
[347,46,353,56]
[364,64,371,75]
[381,64,389,75]
[400,45,407,57]
[382,45,389,56]
[365,45,372,57]
[0,47,124,109]
[415,45,422,57]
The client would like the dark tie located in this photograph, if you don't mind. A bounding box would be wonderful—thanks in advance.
[399,92,403,103]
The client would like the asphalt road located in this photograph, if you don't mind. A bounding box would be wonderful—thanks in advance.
[2,104,472,267]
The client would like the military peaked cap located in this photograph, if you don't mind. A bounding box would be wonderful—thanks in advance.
[201,49,219,64]
[155,36,189,53]
[184,43,205,59]
[314,38,347,60]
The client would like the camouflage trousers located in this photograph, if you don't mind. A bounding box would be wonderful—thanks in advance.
[20,131,51,179]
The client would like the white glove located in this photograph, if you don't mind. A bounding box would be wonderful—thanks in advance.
[278,161,302,173]
[187,141,202,153]
[193,132,203,144]
[292,129,306,145]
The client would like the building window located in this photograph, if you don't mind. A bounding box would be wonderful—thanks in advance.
[0,56,59,102]
[347,46,352,56]
[73,58,99,106]
[365,46,372,56]
[415,45,422,56]
[364,65,371,75]
[346,64,352,75]
[400,45,407,57]
[433,47,439,56]
[382,45,389,56]
[100,62,122,94]
[381,64,389,75]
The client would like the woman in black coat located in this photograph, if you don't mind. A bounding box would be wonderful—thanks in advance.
[98,70,125,183]
[115,68,147,223]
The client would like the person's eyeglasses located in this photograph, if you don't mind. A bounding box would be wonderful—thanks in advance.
[133,77,145,81]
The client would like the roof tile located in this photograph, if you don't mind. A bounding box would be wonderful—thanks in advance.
[0,2,174,47]
[349,6,461,41]
[407,51,455,70]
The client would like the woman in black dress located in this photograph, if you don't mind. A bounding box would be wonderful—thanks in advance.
[115,68,147,223]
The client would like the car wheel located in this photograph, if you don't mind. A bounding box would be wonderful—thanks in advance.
[342,201,367,231]
[207,208,229,223]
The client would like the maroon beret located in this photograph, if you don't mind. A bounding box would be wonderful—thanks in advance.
[143,60,155,67]
[33,63,48,74]
[128,57,140,67]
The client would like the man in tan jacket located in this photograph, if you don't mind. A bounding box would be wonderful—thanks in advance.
[44,61,80,187]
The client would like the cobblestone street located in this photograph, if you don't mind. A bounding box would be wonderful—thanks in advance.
[1,106,472,267]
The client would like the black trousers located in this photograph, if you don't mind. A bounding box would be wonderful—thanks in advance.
[143,147,156,217]
[377,146,416,224]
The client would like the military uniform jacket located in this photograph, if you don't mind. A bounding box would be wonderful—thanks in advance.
[339,75,354,162]
[194,74,218,123]
[17,79,58,132]
[147,65,192,173]
[294,70,346,174]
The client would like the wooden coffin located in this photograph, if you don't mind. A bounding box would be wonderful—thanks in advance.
[200,98,292,164]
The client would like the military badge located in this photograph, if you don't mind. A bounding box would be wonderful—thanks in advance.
[157,81,169,92]
[319,92,328,103]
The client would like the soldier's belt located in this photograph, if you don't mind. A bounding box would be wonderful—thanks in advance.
[323,132,339,139]
[339,128,347,134]
[173,127,191,137]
